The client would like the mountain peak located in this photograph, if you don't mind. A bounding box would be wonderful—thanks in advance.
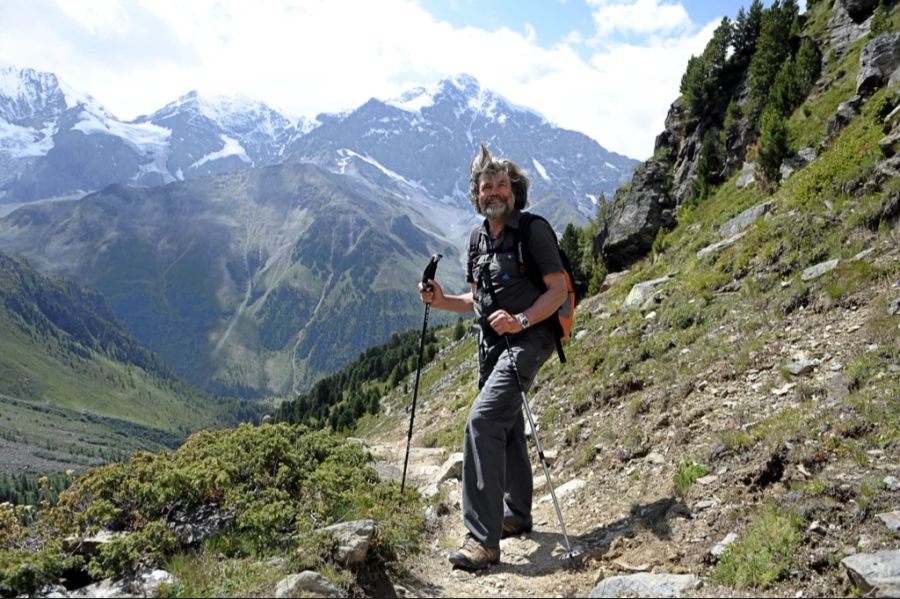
[0,64,94,123]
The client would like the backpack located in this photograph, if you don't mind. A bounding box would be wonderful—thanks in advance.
[468,212,577,363]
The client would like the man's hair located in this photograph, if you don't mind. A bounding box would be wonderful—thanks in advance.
[469,143,529,213]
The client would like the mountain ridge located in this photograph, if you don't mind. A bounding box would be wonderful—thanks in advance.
[0,66,637,228]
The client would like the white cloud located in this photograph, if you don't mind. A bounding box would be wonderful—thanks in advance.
[53,0,131,37]
[0,0,720,159]
[587,0,692,38]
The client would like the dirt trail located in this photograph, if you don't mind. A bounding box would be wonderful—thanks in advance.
[366,441,622,598]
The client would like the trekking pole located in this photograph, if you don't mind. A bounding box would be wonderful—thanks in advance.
[400,253,442,496]
[502,335,584,563]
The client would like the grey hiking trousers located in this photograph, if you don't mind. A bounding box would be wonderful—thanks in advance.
[463,325,555,547]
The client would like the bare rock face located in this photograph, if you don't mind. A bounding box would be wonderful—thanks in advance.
[841,0,879,22]
[857,32,900,98]
[827,0,872,54]
[594,159,672,272]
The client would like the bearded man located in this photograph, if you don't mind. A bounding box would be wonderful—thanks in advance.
[419,143,567,570]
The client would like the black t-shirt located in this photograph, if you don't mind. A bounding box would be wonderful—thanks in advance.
[466,210,564,319]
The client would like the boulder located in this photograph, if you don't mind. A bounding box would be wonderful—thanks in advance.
[320,519,376,565]
[274,571,341,598]
[780,147,817,181]
[801,259,840,281]
[622,275,674,311]
[857,32,900,98]
[842,550,900,597]
[879,129,900,157]
[735,161,756,189]
[719,201,774,238]
[697,233,745,260]
[432,452,464,484]
[826,95,862,142]
[595,159,672,272]
[589,573,701,598]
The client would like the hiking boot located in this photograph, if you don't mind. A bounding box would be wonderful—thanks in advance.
[501,517,533,539]
[448,535,500,570]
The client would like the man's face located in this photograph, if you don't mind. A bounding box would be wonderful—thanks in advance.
[478,171,514,219]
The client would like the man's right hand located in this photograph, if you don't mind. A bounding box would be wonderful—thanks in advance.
[418,279,444,306]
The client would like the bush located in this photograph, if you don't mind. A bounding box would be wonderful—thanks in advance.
[0,424,424,596]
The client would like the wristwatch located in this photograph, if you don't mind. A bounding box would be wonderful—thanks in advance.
[516,313,531,330]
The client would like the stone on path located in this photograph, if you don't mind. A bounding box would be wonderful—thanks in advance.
[589,573,701,598]
[538,479,586,504]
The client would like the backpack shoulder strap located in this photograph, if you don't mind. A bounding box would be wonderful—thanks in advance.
[514,212,567,363]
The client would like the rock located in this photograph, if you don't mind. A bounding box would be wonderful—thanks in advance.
[319,519,376,565]
[589,573,701,598]
[801,258,840,281]
[595,159,673,272]
[874,154,900,185]
[68,579,129,598]
[622,275,673,310]
[135,570,176,597]
[877,511,900,532]
[543,449,559,466]
[710,533,738,559]
[718,201,774,238]
[826,96,862,141]
[841,550,900,597]
[780,148,816,181]
[842,0,879,22]
[538,479,585,504]
[646,452,666,465]
[884,476,900,491]
[880,130,900,158]
[274,571,341,598]
[169,503,235,546]
[432,452,463,484]
[857,33,900,98]
[735,161,756,189]
[62,530,128,556]
[853,247,875,260]
[886,104,900,133]
[827,0,871,53]
[784,359,820,375]
[697,232,746,260]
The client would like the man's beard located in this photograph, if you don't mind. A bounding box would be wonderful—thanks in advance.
[483,196,512,219]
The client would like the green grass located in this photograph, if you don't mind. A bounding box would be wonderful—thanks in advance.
[713,505,803,590]
[673,461,708,497]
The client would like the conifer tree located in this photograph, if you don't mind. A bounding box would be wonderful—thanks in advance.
[732,0,764,67]
[748,1,796,125]
[759,106,790,182]
[692,131,723,202]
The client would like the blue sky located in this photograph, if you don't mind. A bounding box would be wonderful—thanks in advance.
[0,0,797,160]
[422,0,760,53]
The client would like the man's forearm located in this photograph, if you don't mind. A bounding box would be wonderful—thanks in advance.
[434,292,475,314]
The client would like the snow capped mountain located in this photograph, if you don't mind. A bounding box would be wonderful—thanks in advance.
[0,66,637,228]
[135,90,299,179]
[289,73,637,227]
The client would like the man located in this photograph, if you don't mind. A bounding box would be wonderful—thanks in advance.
[419,143,567,570]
